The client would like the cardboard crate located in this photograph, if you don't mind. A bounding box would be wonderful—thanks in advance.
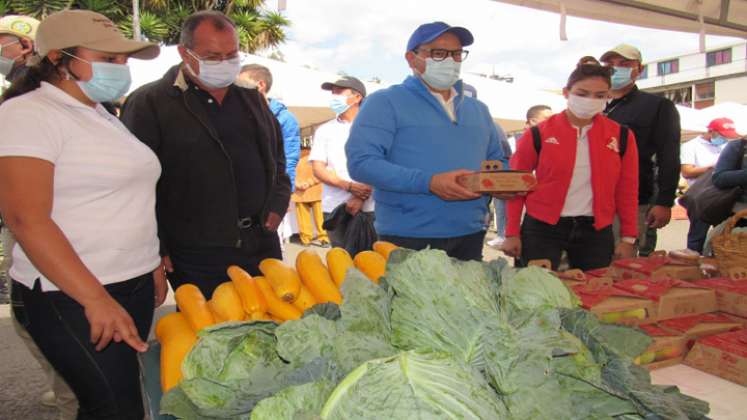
[457,161,537,193]
[571,278,656,325]
[613,278,717,322]
[658,313,743,349]
[684,328,747,386]
[636,323,688,370]
[611,255,703,281]
[695,277,747,318]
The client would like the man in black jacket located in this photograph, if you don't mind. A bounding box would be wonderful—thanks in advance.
[121,11,290,298]
[601,44,681,256]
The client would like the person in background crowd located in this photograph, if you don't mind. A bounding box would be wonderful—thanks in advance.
[0,13,77,419]
[507,104,553,153]
[346,22,512,261]
[237,63,300,248]
[487,123,513,249]
[680,118,740,253]
[502,57,639,270]
[121,11,290,299]
[309,76,373,247]
[601,44,680,256]
[712,130,747,214]
[0,10,164,419]
[292,146,329,246]
[0,15,38,84]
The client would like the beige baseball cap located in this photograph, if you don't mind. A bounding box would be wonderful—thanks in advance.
[34,9,159,60]
[0,15,40,40]
[601,44,642,63]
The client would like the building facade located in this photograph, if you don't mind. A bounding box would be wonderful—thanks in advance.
[637,42,747,109]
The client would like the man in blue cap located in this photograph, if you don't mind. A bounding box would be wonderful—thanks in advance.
[346,21,511,261]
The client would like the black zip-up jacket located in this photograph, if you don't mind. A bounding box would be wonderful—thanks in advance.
[120,65,290,254]
[605,85,680,207]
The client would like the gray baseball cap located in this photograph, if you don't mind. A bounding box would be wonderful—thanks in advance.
[321,76,366,97]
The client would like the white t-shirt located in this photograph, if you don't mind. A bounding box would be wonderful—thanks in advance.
[561,124,594,217]
[680,135,727,186]
[308,118,374,213]
[0,82,161,291]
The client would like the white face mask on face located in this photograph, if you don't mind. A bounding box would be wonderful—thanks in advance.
[566,94,607,119]
[417,56,461,90]
[186,49,241,89]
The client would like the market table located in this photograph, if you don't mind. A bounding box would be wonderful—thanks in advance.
[140,341,747,420]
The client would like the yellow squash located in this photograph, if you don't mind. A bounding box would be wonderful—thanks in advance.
[296,250,342,304]
[210,282,246,322]
[354,250,386,284]
[255,276,302,321]
[258,258,302,303]
[174,284,216,332]
[155,312,197,392]
[293,285,318,312]
[227,265,268,315]
[326,247,354,287]
[373,241,399,260]
[207,300,227,323]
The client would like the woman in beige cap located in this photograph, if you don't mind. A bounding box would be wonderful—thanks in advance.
[0,10,163,419]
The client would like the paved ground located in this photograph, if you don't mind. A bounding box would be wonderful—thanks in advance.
[0,220,691,419]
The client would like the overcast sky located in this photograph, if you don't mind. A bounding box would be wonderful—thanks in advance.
[263,0,743,90]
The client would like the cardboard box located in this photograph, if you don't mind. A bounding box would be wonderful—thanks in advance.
[684,329,747,386]
[611,256,703,281]
[457,160,537,193]
[613,278,717,322]
[585,267,614,279]
[636,323,688,370]
[695,277,747,318]
[571,279,656,325]
[658,313,743,349]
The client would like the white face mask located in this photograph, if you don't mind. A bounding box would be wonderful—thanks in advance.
[186,49,241,89]
[566,94,607,119]
[418,56,461,90]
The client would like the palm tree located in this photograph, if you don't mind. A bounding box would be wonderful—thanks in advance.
[3,0,290,53]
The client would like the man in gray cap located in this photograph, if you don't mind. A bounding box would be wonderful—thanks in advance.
[601,44,680,256]
[309,76,372,248]
[345,22,510,261]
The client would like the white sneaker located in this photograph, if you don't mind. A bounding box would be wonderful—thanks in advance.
[487,237,505,248]
[40,390,56,407]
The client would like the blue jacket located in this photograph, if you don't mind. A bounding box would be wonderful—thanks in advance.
[346,76,508,238]
[269,98,301,190]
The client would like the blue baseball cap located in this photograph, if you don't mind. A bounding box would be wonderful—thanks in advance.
[406,21,474,52]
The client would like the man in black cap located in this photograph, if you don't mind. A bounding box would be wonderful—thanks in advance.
[308,76,373,248]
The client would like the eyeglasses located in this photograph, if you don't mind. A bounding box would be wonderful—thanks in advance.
[414,48,469,62]
[187,49,240,66]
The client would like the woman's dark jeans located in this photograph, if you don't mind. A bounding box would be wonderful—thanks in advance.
[11,273,155,420]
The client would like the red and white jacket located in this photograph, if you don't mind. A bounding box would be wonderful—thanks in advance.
[506,112,639,238]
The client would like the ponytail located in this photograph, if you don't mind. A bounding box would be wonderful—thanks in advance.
[1,48,76,104]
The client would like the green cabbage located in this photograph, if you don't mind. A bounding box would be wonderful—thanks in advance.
[319,350,508,420]
[500,266,579,313]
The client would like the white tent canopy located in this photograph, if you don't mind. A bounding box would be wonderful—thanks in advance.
[676,101,747,134]
[494,0,747,39]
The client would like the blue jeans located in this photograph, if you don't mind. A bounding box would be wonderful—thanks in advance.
[379,230,486,261]
[493,198,507,237]
[11,274,154,420]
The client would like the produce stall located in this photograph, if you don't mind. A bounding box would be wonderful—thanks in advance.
[138,240,747,419]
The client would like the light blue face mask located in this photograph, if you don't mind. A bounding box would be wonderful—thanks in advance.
[611,66,633,90]
[63,52,131,103]
[329,94,351,116]
[419,57,461,90]
[711,135,727,146]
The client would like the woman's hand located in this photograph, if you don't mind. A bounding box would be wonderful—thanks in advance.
[153,263,169,307]
[84,294,148,353]
[614,241,636,260]
[501,236,522,258]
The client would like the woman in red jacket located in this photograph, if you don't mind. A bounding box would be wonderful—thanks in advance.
[502,57,639,270]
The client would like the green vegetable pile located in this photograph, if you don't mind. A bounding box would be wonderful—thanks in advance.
[160,249,709,419]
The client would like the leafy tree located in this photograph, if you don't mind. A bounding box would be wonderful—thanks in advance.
[2,0,289,53]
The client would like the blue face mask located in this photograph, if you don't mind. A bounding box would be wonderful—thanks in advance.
[611,66,633,90]
[711,135,727,146]
[419,56,461,90]
[77,62,132,103]
[329,94,351,116]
